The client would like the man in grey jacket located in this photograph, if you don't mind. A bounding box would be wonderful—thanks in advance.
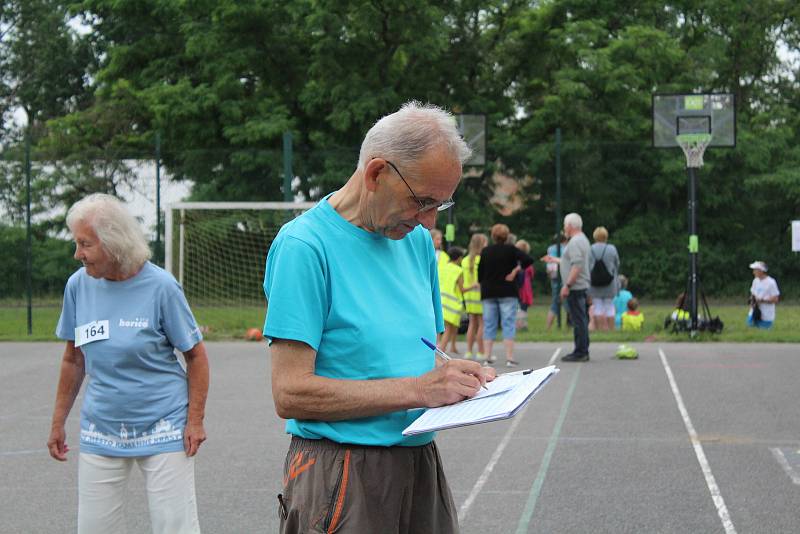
[556,213,591,361]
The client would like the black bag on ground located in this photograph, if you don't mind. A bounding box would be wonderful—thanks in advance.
[590,245,614,286]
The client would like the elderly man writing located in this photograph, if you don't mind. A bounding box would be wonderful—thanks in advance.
[263,102,495,533]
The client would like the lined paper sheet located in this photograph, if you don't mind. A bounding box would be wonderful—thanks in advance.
[403,366,559,435]
[464,372,525,402]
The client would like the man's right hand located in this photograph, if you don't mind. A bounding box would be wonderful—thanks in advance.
[416,360,496,408]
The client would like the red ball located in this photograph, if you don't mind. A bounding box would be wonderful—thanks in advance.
[245,328,263,341]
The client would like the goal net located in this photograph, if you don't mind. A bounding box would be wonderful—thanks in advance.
[165,202,314,307]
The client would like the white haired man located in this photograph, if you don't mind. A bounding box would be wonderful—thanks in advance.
[49,193,209,533]
[264,102,495,533]
[544,212,591,361]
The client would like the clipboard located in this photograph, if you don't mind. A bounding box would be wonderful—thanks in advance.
[402,365,559,436]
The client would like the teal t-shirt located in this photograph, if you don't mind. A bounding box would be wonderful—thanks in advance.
[56,262,203,456]
[263,194,444,447]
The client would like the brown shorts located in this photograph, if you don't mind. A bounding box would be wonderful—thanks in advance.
[277,436,459,534]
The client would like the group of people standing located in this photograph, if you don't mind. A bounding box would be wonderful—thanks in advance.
[432,224,534,367]
[434,212,641,366]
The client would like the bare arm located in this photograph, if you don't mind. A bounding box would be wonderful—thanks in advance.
[505,265,521,282]
[270,339,494,421]
[560,265,583,299]
[565,265,582,287]
[183,341,210,457]
[48,341,85,461]
[456,273,466,294]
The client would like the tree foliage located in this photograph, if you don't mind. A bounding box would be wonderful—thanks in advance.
[3,0,800,298]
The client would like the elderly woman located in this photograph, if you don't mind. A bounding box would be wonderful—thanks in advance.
[48,193,209,534]
[588,226,620,331]
[478,224,534,366]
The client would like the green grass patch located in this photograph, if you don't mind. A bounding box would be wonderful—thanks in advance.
[0,304,267,342]
[192,306,266,341]
[512,303,800,343]
[0,306,62,341]
[2,302,799,343]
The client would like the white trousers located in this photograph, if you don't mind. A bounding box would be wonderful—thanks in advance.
[78,452,200,534]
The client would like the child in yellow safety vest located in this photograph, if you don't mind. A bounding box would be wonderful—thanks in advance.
[431,228,454,351]
[439,247,466,353]
[621,297,645,331]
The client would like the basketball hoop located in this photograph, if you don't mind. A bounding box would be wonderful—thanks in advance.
[676,133,712,168]
[652,93,735,335]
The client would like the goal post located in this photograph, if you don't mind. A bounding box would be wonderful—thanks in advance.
[165,201,315,307]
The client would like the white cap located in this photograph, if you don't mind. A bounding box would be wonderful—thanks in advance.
[748,261,767,272]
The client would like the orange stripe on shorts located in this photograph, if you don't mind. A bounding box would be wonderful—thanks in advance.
[327,449,351,532]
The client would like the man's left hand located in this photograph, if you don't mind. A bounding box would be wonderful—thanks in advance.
[560,285,570,300]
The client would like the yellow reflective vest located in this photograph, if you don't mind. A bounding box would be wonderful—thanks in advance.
[461,255,482,314]
[439,262,464,327]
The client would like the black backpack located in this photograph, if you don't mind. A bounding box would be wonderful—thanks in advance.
[590,245,614,287]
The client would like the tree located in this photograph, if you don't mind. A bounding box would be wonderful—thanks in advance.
[8,0,800,297]
[0,0,96,222]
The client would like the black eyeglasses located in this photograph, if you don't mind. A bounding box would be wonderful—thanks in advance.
[384,160,455,213]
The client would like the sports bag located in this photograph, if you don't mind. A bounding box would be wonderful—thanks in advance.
[590,245,614,286]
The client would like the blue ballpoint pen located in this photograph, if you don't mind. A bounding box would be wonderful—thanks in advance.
[421,337,488,390]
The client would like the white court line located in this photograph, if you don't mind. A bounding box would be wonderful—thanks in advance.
[458,347,560,523]
[659,348,737,534]
[770,447,800,485]
[548,347,562,366]
[0,403,53,420]
[0,449,46,457]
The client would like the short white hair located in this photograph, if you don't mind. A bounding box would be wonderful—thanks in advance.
[66,193,152,275]
[357,101,472,172]
[564,213,583,230]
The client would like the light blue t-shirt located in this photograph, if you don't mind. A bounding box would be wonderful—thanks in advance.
[56,262,203,457]
[263,194,444,447]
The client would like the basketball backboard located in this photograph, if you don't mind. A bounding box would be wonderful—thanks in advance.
[456,114,486,166]
[652,93,736,148]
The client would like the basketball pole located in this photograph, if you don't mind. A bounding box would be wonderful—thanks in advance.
[283,131,294,223]
[687,166,699,333]
[25,128,33,336]
[155,131,162,266]
[555,127,562,329]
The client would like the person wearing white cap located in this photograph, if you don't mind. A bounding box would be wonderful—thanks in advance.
[747,261,780,328]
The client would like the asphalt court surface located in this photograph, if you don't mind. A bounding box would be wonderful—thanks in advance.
[1,341,798,533]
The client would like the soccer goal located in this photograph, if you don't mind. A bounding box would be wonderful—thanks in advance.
[165,202,314,307]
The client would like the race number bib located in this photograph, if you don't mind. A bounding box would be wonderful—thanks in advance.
[75,320,110,347]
